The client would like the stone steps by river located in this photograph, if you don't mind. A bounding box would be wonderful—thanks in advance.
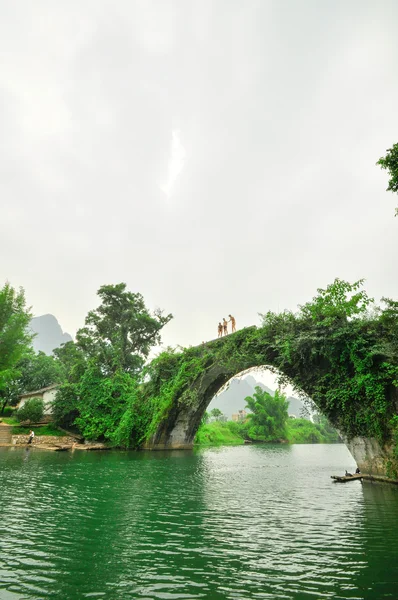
[0,425,12,445]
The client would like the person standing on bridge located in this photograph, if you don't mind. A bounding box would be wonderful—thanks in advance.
[229,314,236,333]
[222,318,228,336]
[218,322,223,338]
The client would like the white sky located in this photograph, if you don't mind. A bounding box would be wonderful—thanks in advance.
[1,0,398,355]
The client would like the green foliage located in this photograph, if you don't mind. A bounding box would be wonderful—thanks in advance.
[75,283,172,375]
[110,379,150,448]
[16,398,44,424]
[19,351,64,391]
[286,418,340,444]
[51,284,173,446]
[12,423,64,436]
[195,421,246,446]
[299,279,372,324]
[51,383,80,430]
[1,350,64,412]
[0,283,33,409]
[258,280,398,443]
[73,366,135,441]
[245,387,289,441]
[377,143,398,215]
[53,341,86,383]
[312,413,341,442]
[1,406,15,418]
[195,417,340,446]
[201,411,210,425]
[210,407,223,421]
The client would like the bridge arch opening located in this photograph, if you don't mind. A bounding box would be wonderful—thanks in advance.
[152,361,320,450]
[207,366,312,424]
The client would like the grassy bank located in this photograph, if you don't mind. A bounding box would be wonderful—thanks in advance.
[11,423,65,436]
[195,418,340,446]
[195,421,246,446]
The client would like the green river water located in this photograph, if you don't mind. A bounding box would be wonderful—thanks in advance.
[0,444,397,600]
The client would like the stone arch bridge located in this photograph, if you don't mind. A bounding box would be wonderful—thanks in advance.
[143,326,397,476]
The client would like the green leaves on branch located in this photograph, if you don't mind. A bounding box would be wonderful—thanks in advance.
[377,143,398,216]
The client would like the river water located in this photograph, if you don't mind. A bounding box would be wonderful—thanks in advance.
[0,444,397,600]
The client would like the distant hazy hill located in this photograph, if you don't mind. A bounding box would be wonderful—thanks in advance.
[208,374,310,419]
[30,314,72,355]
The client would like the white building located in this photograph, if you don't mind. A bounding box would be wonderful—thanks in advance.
[18,384,59,416]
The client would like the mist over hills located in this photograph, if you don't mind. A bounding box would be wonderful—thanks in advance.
[208,374,311,420]
[30,314,72,355]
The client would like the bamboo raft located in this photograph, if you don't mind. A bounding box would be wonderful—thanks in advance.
[331,473,398,485]
[331,474,363,483]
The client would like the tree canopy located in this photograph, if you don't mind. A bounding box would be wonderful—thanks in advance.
[75,283,172,375]
[377,143,398,215]
[245,387,289,441]
[0,283,32,403]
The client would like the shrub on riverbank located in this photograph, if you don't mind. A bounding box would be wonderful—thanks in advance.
[286,418,340,444]
[16,398,44,424]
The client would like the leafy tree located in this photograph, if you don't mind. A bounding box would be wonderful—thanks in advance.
[53,341,86,383]
[245,387,289,441]
[72,366,139,441]
[0,283,32,411]
[16,397,44,424]
[19,351,63,391]
[1,349,64,413]
[210,407,223,421]
[377,143,398,215]
[75,283,172,375]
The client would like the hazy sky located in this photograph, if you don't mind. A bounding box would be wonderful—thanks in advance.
[2,0,398,353]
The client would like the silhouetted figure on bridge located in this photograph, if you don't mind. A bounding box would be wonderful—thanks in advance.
[223,318,228,336]
[229,314,236,333]
[218,323,223,338]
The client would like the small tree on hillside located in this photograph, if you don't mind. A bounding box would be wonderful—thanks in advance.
[210,408,223,421]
